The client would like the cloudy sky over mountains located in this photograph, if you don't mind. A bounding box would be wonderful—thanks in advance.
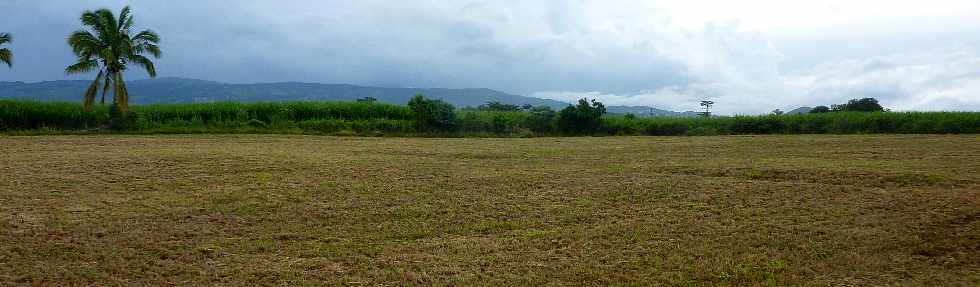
[2,0,980,114]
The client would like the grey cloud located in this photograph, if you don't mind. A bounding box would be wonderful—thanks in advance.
[0,0,978,113]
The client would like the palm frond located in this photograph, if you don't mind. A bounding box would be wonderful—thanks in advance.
[79,10,101,28]
[65,59,99,74]
[131,30,161,58]
[0,49,11,68]
[93,9,118,47]
[132,42,161,58]
[67,30,102,57]
[132,30,159,43]
[95,9,118,33]
[0,33,10,67]
[83,71,104,111]
[119,6,135,33]
[128,55,157,77]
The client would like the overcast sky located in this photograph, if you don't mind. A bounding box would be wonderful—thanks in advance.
[2,0,980,114]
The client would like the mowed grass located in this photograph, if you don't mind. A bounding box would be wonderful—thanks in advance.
[0,135,977,286]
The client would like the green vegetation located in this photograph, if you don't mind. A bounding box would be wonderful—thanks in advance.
[810,105,831,113]
[474,100,523,112]
[558,98,607,135]
[2,135,977,285]
[408,94,457,132]
[0,33,11,67]
[2,99,979,136]
[66,6,161,113]
[0,100,412,135]
[605,112,980,135]
[831,97,886,112]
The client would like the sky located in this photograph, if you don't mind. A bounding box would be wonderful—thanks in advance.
[1,0,980,114]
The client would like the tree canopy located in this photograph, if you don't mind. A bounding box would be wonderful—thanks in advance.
[0,33,12,67]
[66,6,161,113]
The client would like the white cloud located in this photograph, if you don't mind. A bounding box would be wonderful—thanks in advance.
[536,47,980,114]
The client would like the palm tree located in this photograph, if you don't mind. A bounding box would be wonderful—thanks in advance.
[0,33,12,67]
[66,6,160,113]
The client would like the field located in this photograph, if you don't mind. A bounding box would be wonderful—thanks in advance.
[1,135,978,285]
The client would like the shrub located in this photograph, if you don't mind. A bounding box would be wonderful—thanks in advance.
[557,98,606,135]
[408,94,457,132]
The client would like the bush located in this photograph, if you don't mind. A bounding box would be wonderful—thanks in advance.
[408,94,458,132]
[831,98,885,112]
[557,98,606,135]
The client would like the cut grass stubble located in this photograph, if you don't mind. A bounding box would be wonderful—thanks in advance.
[0,134,977,285]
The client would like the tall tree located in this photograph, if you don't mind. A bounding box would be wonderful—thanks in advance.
[65,6,161,113]
[0,33,12,67]
[699,100,714,117]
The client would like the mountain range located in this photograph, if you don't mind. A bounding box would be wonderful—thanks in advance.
[0,77,696,117]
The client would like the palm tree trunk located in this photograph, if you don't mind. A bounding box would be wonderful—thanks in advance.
[83,71,104,112]
[113,73,129,113]
[101,72,113,105]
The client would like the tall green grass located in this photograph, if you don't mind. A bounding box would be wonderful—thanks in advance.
[2,100,978,136]
[602,112,980,135]
[0,100,109,130]
[134,101,412,123]
[1,100,414,135]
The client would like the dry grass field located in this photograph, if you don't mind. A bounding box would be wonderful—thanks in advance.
[1,135,978,286]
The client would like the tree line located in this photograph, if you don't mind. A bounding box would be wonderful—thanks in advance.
[3,97,978,136]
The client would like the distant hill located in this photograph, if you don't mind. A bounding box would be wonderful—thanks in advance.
[787,107,813,114]
[0,77,693,117]
[606,105,700,117]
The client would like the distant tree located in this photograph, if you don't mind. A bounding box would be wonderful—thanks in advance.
[66,6,161,114]
[699,100,715,117]
[521,104,533,111]
[0,33,12,67]
[357,97,378,103]
[810,106,831,113]
[557,98,606,135]
[490,114,516,134]
[831,98,885,112]
[771,109,784,116]
[624,113,637,120]
[527,106,556,133]
[408,94,457,132]
[479,101,522,112]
